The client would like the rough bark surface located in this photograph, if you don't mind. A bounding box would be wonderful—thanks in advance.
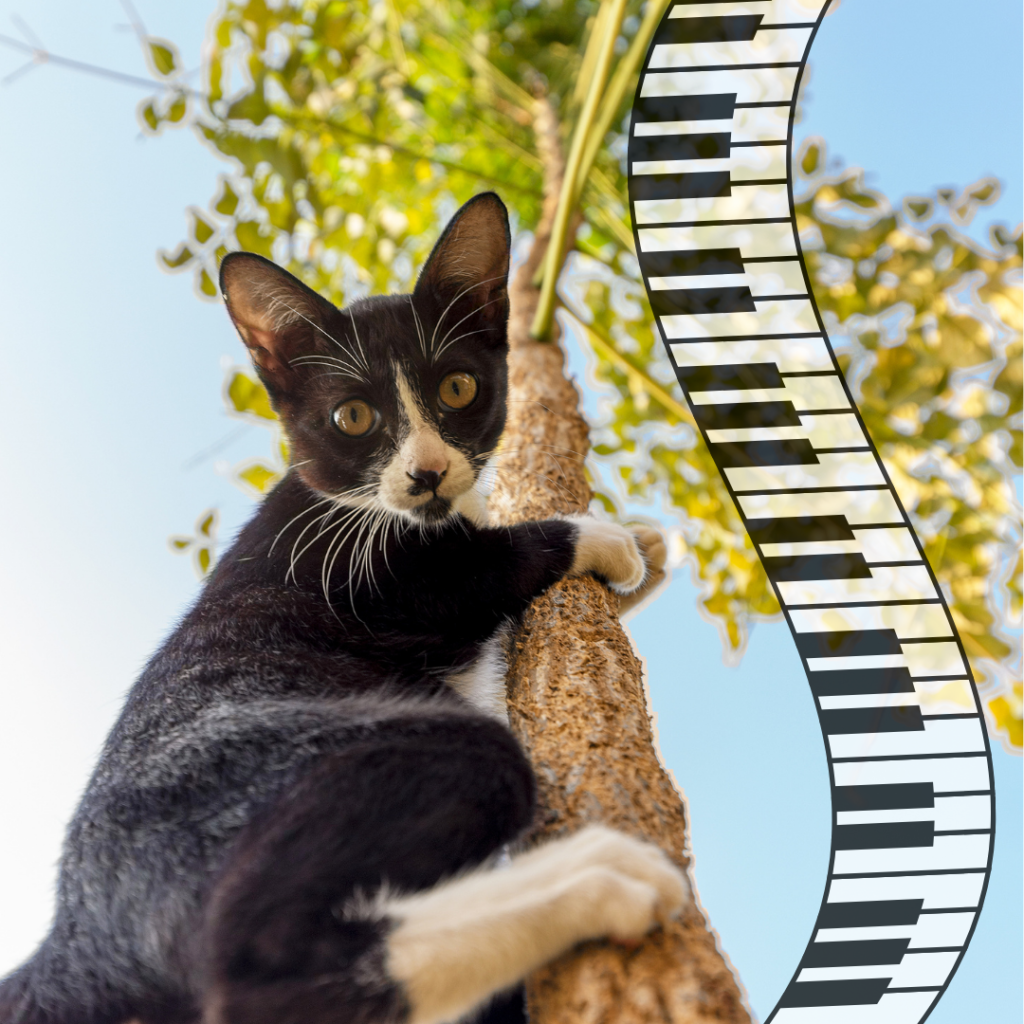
[488,98,751,1024]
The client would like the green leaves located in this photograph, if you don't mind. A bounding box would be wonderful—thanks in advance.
[147,39,179,77]
[169,508,218,579]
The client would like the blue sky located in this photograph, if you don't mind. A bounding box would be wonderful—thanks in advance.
[0,1,1018,1020]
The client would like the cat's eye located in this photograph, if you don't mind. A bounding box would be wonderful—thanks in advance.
[438,372,478,411]
[332,399,379,437]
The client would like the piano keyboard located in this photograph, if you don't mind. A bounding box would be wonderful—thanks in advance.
[626,2,995,1021]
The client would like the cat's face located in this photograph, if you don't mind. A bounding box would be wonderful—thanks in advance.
[219,194,511,525]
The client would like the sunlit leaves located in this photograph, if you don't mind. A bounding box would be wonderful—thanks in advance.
[169,508,218,579]
[147,39,179,77]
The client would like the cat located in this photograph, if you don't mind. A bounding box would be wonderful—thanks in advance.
[0,192,684,1024]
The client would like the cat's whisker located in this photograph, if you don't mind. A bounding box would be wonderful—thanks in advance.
[430,293,504,365]
[288,505,355,584]
[410,297,428,360]
[427,274,505,359]
[269,494,337,557]
[346,310,371,374]
[431,327,491,362]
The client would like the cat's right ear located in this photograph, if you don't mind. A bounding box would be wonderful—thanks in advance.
[219,252,334,396]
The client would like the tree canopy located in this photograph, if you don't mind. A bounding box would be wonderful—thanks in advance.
[148,0,1021,751]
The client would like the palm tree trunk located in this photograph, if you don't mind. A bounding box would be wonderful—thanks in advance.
[488,96,751,1024]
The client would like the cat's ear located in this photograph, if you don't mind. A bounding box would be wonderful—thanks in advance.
[219,252,334,394]
[414,192,511,325]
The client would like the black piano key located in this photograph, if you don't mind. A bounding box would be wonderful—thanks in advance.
[804,939,910,968]
[794,629,903,659]
[689,400,803,431]
[834,782,934,813]
[630,170,732,201]
[746,514,856,544]
[809,666,916,698]
[633,94,736,123]
[653,14,763,45]
[835,821,935,850]
[819,900,924,929]
[676,362,783,392]
[779,979,890,1007]
[648,286,756,316]
[711,438,819,468]
[822,705,925,735]
[640,248,745,277]
[630,132,731,163]
[763,553,873,581]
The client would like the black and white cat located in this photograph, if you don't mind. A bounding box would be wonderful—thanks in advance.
[0,193,685,1024]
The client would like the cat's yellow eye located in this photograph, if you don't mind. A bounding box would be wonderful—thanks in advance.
[332,399,378,437]
[438,372,478,411]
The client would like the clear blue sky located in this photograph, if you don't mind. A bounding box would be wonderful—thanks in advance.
[0,1,1018,1020]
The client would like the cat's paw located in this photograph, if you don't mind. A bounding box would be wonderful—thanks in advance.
[618,525,668,617]
[538,826,689,928]
[568,517,647,594]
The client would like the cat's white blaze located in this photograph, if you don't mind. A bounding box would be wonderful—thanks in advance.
[446,626,510,722]
[383,826,690,1024]
[377,367,477,515]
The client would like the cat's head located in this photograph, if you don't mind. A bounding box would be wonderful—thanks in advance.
[219,193,511,526]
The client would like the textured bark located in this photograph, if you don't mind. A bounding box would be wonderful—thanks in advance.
[488,98,751,1024]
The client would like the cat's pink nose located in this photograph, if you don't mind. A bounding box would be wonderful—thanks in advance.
[407,468,446,493]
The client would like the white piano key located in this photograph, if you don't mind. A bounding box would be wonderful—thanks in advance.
[689,372,848,409]
[639,220,796,257]
[633,144,788,180]
[732,104,791,142]
[827,871,986,910]
[650,258,805,294]
[916,677,977,717]
[827,718,986,761]
[832,834,990,875]
[726,452,886,494]
[820,692,920,711]
[908,911,975,948]
[670,335,833,372]
[668,2,773,18]
[853,527,922,563]
[641,67,800,104]
[633,117,736,137]
[787,602,950,638]
[662,297,819,338]
[902,642,966,678]
[632,105,790,142]
[650,29,815,70]
[836,795,992,832]
[815,924,915,942]
[762,538,864,556]
[633,158,732,174]
[776,565,938,606]
[773,991,938,1024]
[832,755,990,793]
[634,182,790,225]
[798,952,958,988]
[706,413,867,451]
[808,654,908,672]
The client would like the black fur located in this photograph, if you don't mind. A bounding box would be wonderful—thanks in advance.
[0,194,582,1024]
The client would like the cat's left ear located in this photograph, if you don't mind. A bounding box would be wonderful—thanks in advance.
[219,252,335,396]
[414,192,511,326]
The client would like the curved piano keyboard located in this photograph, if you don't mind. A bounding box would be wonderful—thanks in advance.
[626,2,995,1021]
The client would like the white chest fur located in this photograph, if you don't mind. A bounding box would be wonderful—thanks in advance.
[445,626,510,722]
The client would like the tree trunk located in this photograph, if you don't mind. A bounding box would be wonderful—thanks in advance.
[488,97,750,1024]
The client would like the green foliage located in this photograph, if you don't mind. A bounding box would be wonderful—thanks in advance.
[169,508,218,579]
[151,0,1021,748]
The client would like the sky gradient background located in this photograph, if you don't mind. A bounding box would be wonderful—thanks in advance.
[0,1,1019,1020]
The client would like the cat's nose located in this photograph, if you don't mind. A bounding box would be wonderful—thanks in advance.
[407,468,446,494]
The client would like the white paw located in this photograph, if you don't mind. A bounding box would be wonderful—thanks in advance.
[544,826,689,926]
[618,524,668,617]
[568,517,646,594]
